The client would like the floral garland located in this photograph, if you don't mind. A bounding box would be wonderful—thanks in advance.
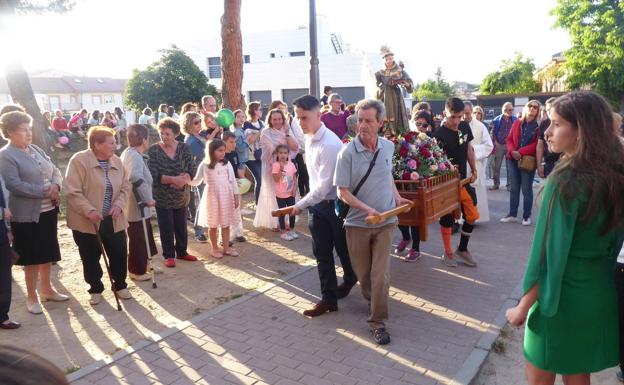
[392,132,454,180]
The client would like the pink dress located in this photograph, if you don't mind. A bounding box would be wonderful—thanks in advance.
[191,162,240,228]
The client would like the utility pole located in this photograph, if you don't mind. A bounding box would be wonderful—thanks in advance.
[308,0,320,98]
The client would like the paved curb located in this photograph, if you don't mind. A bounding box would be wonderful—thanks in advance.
[67,264,316,383]
[450,280,524,385]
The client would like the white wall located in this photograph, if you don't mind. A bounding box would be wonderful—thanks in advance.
[81,92,125,112]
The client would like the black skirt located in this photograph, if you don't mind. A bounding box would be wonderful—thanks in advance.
[13,207,61,266]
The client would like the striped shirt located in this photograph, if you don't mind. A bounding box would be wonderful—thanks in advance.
[98,160,113,215]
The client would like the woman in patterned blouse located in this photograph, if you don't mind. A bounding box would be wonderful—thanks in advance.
[147,118,198,268]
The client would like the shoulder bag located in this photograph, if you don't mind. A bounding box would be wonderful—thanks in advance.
[335,149,380,221]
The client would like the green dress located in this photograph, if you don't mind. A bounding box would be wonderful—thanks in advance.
[523,179,624,374]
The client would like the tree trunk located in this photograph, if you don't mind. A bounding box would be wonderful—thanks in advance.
[221,0,244,110]
[5,62,49,151]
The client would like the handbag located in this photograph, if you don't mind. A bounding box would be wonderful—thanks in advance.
[335,149,380,220]
[518,155,537,172]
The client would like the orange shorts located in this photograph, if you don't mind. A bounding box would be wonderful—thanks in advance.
[460,187,480,223]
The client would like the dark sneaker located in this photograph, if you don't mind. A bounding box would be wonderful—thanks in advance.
[371,328,391,345]
[235,236,246,242]
[394,240,409,254]
[195,234,208,243]
[404,249,421,262]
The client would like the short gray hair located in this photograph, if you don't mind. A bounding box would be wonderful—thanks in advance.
[355,99,386,122]
[328,93,342,103]
[501,102,513,113]
[463,101,474,110]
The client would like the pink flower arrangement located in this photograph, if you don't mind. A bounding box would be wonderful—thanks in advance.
[393,132,453,180]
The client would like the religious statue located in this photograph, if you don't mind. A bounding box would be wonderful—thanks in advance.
[375,46,414,137]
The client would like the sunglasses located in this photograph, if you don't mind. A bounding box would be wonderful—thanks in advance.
[192,120,202,125]
[528,105,540,110]
[415,122,429,128]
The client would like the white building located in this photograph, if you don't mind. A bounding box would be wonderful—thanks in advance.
[0,76,126,113]
[183,17,387,107]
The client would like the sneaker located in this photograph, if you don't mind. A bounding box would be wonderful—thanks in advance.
[454,249,478,267]
[288,231,299,239]
[129,273,152,281]
[522,218,532,226]
[241,208,254,215]
[395,240,409,254]
[280,232,294,241]
[442,252,458,267]
[488,185,499,191]
[195,234,208,243]
[115,289,132,300]
[164,258,176,268]
[500,216,518,223]
[371,328,391,345]
[616,369,623,382]
[405,249,421,263]
[89,293,102,305]
[235,236,246,242]
[177,254,198,262]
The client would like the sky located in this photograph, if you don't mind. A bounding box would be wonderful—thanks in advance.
[0,0,570,85]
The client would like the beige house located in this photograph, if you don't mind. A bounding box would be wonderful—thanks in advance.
[535,52,567,93]
[0,76,126,113]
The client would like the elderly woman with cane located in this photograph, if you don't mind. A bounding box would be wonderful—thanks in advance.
[120,124,161,284]
[65,126,132,306]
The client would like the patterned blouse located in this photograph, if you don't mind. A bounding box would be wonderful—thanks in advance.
[147,142,196,209]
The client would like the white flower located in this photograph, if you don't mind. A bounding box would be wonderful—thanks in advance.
[418,132,428,140]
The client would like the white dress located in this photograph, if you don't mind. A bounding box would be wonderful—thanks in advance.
[253,127,298,229]
[468,119,494,222]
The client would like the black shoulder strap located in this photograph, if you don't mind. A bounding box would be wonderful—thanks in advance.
[352,149,380,197]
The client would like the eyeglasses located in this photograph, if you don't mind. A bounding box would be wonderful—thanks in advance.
[415,122,429,128]
[528,105,540,110]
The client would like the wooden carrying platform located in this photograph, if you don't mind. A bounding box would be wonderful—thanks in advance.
[395,170,465,241]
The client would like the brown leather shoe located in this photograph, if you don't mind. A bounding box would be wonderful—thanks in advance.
[336,281,356,299]
[303,300,337,317]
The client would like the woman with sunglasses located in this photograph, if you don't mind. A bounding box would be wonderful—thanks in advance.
[395,111,434,262]
[182,112,209,243]
[501,100,542,226]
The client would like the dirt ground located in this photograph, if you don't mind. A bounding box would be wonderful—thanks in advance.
[472,324,619,385]
[2,197,316,374]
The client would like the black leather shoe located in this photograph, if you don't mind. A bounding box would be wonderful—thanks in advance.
[371,328,391,345]
[303,300,337,317]
[0,320,21,330]
[336,281,356,299]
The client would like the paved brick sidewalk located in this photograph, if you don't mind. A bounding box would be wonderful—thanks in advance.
[70,191,533,385]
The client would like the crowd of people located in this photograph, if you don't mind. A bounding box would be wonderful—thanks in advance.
[1,86,624,383]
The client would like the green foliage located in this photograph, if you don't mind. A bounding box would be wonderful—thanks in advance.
[552,0,624,109]
[125,45,218,112]
[412,67,454,100]
[480,53,541,95]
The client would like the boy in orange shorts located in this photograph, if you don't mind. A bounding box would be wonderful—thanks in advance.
[433,97,479,267]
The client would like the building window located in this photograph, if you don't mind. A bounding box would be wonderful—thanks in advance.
[92,95,102,105]
[270,53,275,58]
[289,51,305,57]
[104,95,114,104]
[207,57,221,79]
[70,95,77,104]
[244,55,250,64]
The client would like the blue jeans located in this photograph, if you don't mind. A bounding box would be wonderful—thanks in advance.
[507,159,536,219]
[246,160,262,204]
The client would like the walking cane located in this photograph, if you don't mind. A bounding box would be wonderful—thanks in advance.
[132,180,157,289]
[92,222,123,311]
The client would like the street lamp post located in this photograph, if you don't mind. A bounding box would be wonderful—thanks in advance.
[309,0,320,98]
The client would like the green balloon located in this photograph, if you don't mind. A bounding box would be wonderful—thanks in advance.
[216,108,235,128]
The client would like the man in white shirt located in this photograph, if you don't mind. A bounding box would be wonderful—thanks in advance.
[291,95,357,317]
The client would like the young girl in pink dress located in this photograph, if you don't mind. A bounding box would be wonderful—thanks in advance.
[190,139,240,258]
[272,144,298,241]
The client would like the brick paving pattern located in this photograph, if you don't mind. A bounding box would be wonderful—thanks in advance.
[70,192,533,385]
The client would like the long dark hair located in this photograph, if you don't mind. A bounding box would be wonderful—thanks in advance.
[206,139,228,169]
[550,91,624,233]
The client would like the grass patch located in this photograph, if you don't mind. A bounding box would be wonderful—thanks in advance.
[65,365,80,374]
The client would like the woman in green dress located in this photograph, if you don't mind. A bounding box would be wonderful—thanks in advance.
[506,90,624,385]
